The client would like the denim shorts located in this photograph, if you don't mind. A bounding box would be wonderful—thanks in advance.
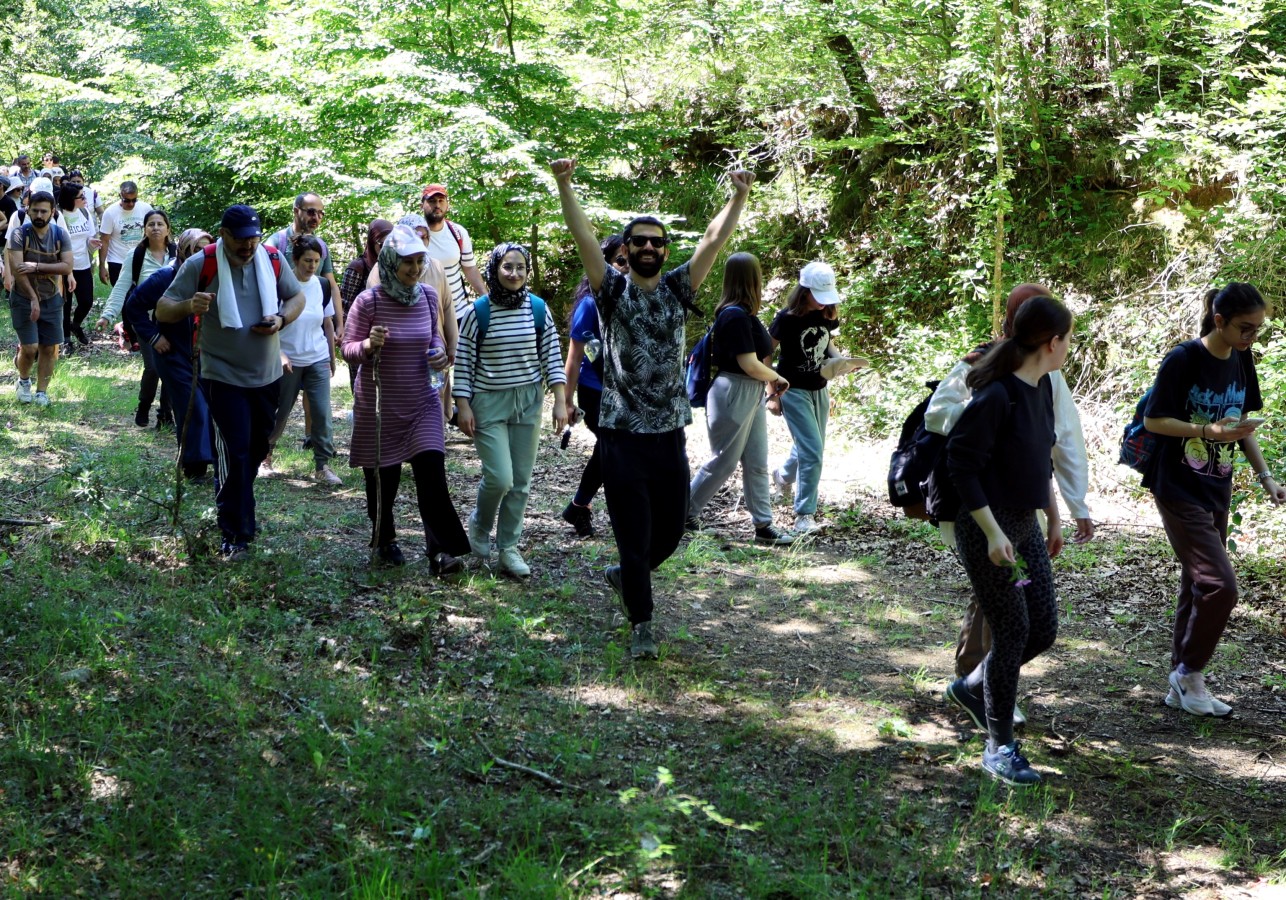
[9,293,64,346]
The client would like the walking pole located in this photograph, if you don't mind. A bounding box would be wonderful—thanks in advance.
[173,314,201,532]
[370,301,383,552]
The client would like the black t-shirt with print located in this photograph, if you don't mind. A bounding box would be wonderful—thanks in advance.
[1143,339,1262,511]
[712,306,771,376]
[595,262,696,434]
[770,308,837,391]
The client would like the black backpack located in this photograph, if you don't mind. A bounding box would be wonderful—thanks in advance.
[887,380,944,520]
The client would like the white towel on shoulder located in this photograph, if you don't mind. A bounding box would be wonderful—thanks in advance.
[214,239,280,330]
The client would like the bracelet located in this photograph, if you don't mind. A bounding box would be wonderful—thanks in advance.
[1201,423,1208,440]
[1258,471,1273,483]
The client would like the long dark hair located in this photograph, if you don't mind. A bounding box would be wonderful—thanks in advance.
[1200,282,1267,336]
[568,234,625,327]
[57,183,82,212]
[966,295,1072,390]
[715,252,762,316]
[781,283,838,321]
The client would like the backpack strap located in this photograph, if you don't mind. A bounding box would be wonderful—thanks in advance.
[131,241,149,288]
[196,243,282,292]
[445,220,466,258]
[471,295,548,377]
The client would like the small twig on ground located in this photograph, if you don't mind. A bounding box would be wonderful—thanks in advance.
[1117,624,1154,651]
[473,734,580,792]
[1176,769,1258,799]
[0,517,47,527]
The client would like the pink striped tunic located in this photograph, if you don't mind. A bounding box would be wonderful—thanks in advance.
[342,285,445,468]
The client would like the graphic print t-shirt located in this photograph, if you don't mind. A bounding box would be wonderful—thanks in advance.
[1143,338,1262,511]
[770,308,837,391]
[594,263,695,433]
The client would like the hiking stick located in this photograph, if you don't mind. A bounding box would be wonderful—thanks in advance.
[172,315,201,531]
[371,305,383,550]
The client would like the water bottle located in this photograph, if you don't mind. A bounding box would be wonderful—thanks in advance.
[584,337,602,362]
[427,349,447,391]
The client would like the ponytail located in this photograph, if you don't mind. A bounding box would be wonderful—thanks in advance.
[1200,282,1267,336]
[966,295,1071,390]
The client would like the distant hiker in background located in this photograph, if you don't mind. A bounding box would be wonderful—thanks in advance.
[9,189,73,407]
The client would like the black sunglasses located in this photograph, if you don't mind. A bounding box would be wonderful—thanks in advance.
[613,256,628,266]
[627,235,670,249]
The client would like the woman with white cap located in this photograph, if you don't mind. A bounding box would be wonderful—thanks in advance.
[768,261,867,534]
[342,224,470,573]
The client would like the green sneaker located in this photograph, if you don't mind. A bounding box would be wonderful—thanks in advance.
[630,621,658,660]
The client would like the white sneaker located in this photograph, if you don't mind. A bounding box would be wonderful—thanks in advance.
[1013,704,1027,726]
[771,468,794,506]
[498,547,530,578]
[793,515,824,535]
[257,459,275,479]
[312,465,343,486]
[16,379,32,403]
[33,391,50,408]
[1166,669,1231,717]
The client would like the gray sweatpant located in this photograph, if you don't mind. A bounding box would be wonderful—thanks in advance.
[689,372,772,527]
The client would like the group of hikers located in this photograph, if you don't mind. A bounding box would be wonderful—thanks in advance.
[4,152,1281,788]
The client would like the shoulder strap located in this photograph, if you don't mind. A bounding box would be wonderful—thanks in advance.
[197,243,219,292]
[131,242,149,287]
[445,220,465,256]
[530,295,548,382]
[19,221,32,255]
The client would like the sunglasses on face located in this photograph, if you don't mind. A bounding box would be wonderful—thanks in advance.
[627,235,670,249]
[613,256,628,266]
[121,198,137,206]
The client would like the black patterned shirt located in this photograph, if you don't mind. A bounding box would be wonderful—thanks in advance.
[595,262,695,433]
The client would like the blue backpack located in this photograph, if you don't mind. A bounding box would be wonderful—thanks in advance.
[473,294,548,368]
[1118,389,1157,473]
[686,307,737,408]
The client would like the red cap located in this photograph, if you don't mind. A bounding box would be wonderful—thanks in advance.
[421,183,448,199]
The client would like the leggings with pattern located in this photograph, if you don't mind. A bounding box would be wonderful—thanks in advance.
[955,507,1058,747]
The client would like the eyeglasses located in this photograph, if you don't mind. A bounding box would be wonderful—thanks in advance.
[299,207,324,217]
[613,256,628,266]
[1233,322,1263,339]
[627,235,670,249]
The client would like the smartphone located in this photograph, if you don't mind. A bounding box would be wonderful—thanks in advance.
[256,317,276,329]
[1240,417,1267,428]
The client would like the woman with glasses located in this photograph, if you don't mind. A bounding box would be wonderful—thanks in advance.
[1140,283,1284,717]
[559,234,628,538]
[56,182,98,348]
[454,242,568,577]
[98,208,176,427]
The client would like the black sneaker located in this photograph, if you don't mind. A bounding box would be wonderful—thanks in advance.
[630,621,658,660]
[982,741,1042,786]
[561,501,594,537]
[219,541,250,562]
[373,542,406,566]
[430,552,463,576]
[134,405,149,427]
[301,436,314,451]
[684,516,704,533]
[605,564,627,617]
[945,678,986,731]
[156,411,175,431]
[754,523,797,546]
[72,323,89,345]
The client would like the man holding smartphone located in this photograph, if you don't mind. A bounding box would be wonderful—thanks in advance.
[156,204,305,561]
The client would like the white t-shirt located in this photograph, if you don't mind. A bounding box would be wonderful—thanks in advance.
[426,221,476,320]
[99,200,154,265]
[279,275,334,367]
[61,208,97,270]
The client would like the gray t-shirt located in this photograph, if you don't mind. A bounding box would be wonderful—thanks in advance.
[8,223,71,303]
[163,250,303,388]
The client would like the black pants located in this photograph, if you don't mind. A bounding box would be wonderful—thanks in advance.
[600,427,689,625]
[955,508,1058,747]
[572,384,603,506]
[363,451,470,558]
[138,340,171,420]
[62,267,94,339]
[206,379,279,544]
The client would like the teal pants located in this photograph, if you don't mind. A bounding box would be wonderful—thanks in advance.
[469,383,543,550]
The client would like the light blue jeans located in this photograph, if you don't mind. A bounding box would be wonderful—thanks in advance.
[469,383,543,551]
[689,373,772,527]
[778,386,828,516]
